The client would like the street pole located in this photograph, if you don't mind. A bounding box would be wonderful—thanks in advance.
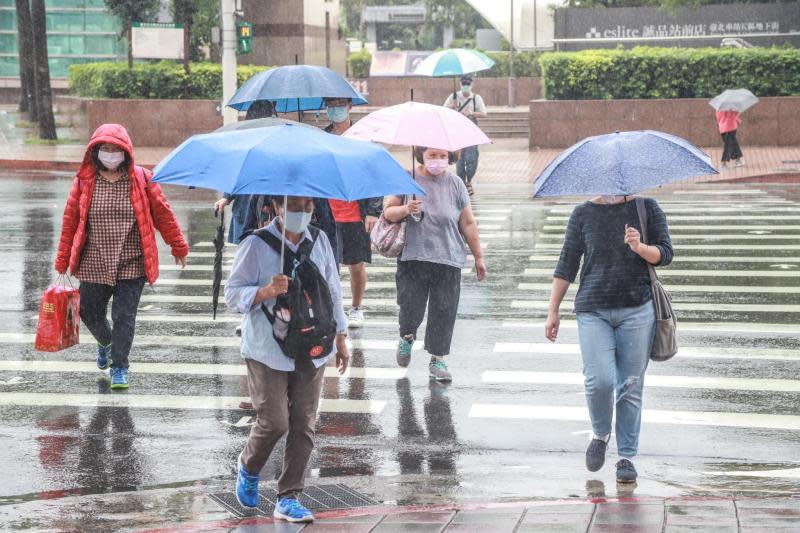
[221,0,238,124]
[508,0,514,108]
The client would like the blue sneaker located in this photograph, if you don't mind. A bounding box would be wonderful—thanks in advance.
[274,497,314,523]
[396,335,414,367]
[235,454,260,508]
[110,368,129,389]
[97,343,112,370]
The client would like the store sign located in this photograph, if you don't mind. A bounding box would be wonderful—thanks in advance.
[584,21,782,39]
[132,22,184,60]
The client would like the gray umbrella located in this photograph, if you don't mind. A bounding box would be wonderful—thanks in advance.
[709,89,759,113]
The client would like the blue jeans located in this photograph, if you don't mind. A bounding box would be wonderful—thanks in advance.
[456,146,479,184]
[576,301,655,458]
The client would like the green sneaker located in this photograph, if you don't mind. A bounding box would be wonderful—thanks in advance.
[428,358,452,382]
[396,335,413,367]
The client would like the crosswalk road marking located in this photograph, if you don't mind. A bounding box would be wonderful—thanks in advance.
[0,360,408,380]
[492,342,800,361]
[501,320,800,335]
[542,225,800,232]
[547,207,800,214]
[534,243,800,251]
[0,392,386,413]
[511,300,800,313]
[481,371,800,393]
[527,255,800,264]
[0,333,417,351]
[547,215,800,222]
[517,283,800,294]
[523,268,800,278]
[468,404,800,431]
[537,234,800,241]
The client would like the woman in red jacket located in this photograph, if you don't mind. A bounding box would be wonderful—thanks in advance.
[55,124,189,389]
[716,110,744,169]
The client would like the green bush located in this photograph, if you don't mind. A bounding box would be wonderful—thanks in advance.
[485,51,541,77]
[68,61,270,99]
[539,47,800,100]
[347,48,372,79]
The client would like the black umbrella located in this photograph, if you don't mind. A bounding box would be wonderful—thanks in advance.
[212,206,226,320]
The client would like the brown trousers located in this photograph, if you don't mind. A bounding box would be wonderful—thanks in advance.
[241,357,326,498]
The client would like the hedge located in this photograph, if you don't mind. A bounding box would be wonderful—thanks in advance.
[347,48,372,79]
[539,47,800,100]
[69,61,270,99]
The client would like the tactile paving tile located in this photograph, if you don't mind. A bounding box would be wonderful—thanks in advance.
[210,483,380,519]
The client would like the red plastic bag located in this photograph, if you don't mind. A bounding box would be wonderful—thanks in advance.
[35,276,80,352]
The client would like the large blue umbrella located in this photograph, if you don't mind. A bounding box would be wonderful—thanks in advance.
[227,65,368,113]
[533,130,718,197]
[152,123,424,200]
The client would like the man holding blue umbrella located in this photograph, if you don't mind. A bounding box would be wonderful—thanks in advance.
[443,75,487,196]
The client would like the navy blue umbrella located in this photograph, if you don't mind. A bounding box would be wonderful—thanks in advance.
[227,65,368,113]
[534,130,718,197]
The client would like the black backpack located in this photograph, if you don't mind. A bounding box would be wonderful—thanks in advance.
[251,227,337,360]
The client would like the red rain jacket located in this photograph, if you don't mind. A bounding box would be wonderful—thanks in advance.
[55,124,188,285]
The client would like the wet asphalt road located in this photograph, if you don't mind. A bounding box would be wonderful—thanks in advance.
[0,173,799,528]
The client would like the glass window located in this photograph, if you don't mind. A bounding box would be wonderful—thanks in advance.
[84,34,120,55]
[48,34,86,55]
[0,10,16,30]
[46,11,84,32]
[85,13,120,32]
[45,0,86,8]
[0,56,20,76]
[0,32,16,53]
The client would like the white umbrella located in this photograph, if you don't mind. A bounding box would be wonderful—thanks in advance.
[709,89,759,113]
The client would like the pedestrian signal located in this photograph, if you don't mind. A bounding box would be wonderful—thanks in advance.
[237,22,253,55]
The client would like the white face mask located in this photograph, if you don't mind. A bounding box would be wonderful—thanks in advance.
[280,208,313,233]
[423,158,449,176]
[98,150,125,170]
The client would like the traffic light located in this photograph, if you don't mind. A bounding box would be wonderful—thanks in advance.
[236,22,253,55]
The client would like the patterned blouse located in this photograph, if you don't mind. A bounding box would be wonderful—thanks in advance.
[77,173,145,285]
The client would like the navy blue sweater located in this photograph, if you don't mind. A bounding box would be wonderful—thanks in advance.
[553,198,674,313]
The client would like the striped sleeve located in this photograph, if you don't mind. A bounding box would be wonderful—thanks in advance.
[553,207,584,282]
[646,199,673,267]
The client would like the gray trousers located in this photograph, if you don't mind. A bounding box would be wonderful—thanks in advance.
[241,358,326,498]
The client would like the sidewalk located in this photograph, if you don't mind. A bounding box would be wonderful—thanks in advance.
[139,496,800,532]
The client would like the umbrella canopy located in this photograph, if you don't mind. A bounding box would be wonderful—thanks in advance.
[227,65,368,113]
[709,88,759,113]
[342,101,492,152]
[533,130,718,198]
[152,124,425,200]
[215,116,315,132]
[211,208,225,320]
[413,48,495,77]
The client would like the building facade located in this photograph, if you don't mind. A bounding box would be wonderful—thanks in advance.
[0,0,126,78]
[240,0,347,74]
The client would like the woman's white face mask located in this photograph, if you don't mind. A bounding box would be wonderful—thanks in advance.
[98,150,125,170]
[280,208,313,233]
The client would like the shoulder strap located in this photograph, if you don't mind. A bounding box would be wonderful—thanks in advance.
[458,97,474,113]
[635,197,658,284]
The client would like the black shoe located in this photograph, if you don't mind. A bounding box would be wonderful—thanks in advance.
[585,438,607,472]
[616,458,638,483]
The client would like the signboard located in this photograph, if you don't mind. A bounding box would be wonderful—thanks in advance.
[553,3,800,50]
[369,51,432,77]
[132,22,184,60]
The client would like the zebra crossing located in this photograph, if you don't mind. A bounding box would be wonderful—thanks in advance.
[1,185,800,475]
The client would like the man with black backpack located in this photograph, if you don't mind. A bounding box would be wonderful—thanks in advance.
[225,195,350,523]
[443,74,488,196]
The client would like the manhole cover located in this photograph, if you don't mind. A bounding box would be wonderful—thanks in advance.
[209,483,380,518]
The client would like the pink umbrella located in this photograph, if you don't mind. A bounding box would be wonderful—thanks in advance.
[342,101,491,151]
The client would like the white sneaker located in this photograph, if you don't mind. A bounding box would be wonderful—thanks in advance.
[735,158,745,167]
[348,307,364,328]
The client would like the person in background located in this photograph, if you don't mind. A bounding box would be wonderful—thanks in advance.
[322,97,382,328]
[225,195,349,523]
[382,146,487,383]
[545,194,673,484]
[716,109,744,169]
[55,124,188,390]
[443,74,487,196]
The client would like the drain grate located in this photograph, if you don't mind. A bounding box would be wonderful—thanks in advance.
[209,483,380,518]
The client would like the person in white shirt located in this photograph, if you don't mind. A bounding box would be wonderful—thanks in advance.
[443,74,487,196]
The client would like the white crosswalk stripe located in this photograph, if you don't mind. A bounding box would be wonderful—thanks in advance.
[533,243,800,251]
[469,404,800,431]
[511,300,800,313]
[517,282,800,294]
[527,255,800,264]
[492,342,800,361]
[501,320,800,335]
[522,268,800,278]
